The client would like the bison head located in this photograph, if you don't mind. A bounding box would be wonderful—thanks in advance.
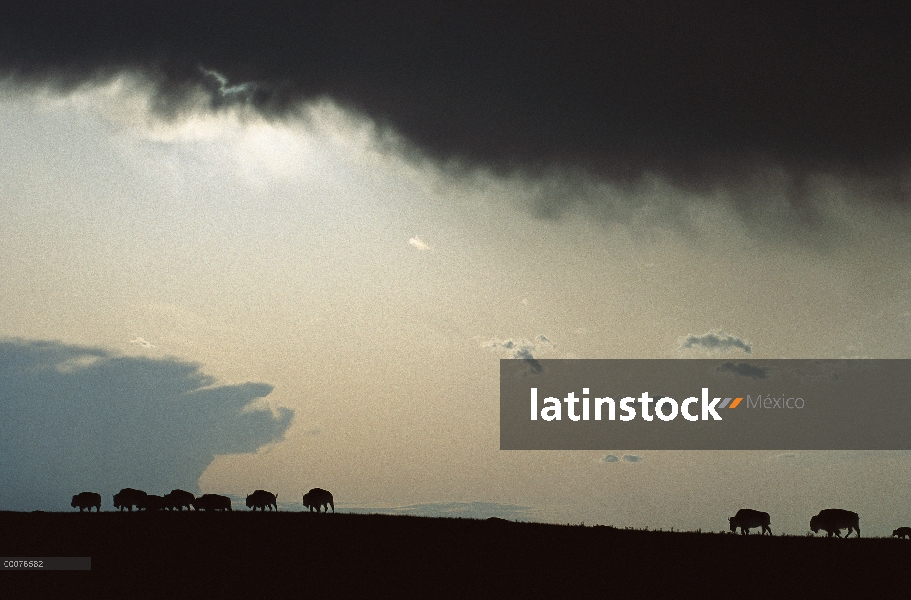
[728,517,737,533]
[71,495,79,508]
[810,516,820,533]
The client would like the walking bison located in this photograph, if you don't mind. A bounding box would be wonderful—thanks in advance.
[71,491,101,512]
[164,489,197,511]
[138,494,167,511]
[113,488,148,511]
[246,489,278,511]
[810,509,860,538]
[303,488,334,513]
[892,527,911,539]
[193,494,233,511]
[728,508,772,535]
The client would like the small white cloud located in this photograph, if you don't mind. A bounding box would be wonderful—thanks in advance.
[534,334,554,348]
[482,334,555,375]
[602,454,642,464]
[129,337,156,348]
[408,236,431,250]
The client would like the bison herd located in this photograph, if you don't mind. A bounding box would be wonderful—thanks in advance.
[730,507,910,538]
[67,494,909,537]
[70,487,334,513]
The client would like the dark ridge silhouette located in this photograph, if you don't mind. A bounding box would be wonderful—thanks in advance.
[112,488,148,512]
[246,490,277,511]
[302,488,334,513]
[193,494,233,512]
[2,512,908,595]
[70,492,100,512]
[0,339,292,512]
[892,527,911,539]
[810,509,860,538]
[164,489,196,511]
[728,509,772,535]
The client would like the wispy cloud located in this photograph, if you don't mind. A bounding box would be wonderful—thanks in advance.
[129,336,156,348]
[680,331,751,354]
[408,236,431,250]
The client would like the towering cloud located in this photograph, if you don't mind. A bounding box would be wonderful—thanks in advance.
[1,1,909,206]
[0,339,292,511]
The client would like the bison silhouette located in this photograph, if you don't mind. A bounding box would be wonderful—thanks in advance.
[246,489,278,511]
[810,509,860,538]
[728,508,772,535]
[193,494,233,511]
[164,489,196,511]
[113,488,148,511]
[71,491,101,512]
[302,488,334,513]
[138,494,168,511]
[892,527,911,539]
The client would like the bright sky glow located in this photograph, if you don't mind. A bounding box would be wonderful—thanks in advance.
[2,78,911,534]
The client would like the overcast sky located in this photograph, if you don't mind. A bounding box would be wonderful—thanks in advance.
[2,2,911,534]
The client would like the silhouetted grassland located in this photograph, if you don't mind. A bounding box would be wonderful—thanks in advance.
[2,511,908,595]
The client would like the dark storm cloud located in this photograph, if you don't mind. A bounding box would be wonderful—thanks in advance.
[0,339,293,511]
[2,2,910,207]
